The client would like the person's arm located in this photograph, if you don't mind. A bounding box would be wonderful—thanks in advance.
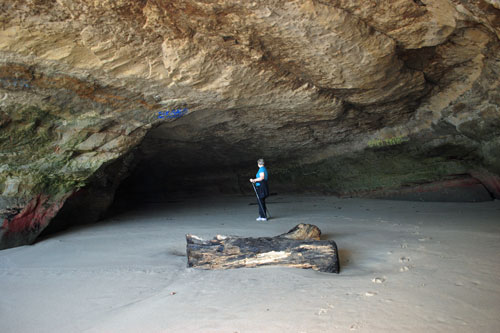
[250,172,265,183]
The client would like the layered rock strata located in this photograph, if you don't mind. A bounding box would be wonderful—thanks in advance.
[1,0,499,249]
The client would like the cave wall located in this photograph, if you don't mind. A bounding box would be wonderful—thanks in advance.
[1,0,500,249]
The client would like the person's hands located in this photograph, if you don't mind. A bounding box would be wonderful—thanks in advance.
[249,179,254,183]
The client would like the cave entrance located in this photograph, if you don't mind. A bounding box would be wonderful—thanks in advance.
[107,122,263,214]
[38,113,499,241]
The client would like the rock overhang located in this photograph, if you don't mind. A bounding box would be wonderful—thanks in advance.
[0,0,499,249]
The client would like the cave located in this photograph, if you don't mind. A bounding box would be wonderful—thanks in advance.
[1,0,500,331]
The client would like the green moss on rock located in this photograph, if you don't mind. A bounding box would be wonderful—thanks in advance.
[270,143,472,194]
[0,104,60,163]
[0,104,108,198]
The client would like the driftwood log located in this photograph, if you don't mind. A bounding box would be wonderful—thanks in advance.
[186,223,339,273]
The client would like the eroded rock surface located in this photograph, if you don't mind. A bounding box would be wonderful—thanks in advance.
[1,0,499,249]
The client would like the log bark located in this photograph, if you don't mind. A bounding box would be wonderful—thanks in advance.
[186,223,339,273]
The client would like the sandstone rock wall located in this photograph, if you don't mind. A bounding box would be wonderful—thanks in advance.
[1,0,499,249]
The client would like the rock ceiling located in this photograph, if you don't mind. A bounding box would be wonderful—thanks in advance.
[1,0,499,248]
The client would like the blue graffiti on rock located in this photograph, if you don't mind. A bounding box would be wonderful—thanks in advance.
[158,108,188,119]
[0,78,31,89]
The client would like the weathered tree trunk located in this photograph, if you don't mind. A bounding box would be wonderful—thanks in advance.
[186,224,340,273]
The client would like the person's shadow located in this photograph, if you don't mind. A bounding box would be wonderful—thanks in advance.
[337,248,351,270]
[321,233,351,271]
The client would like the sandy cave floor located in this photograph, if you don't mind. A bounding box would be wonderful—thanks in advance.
[1,194,500,333]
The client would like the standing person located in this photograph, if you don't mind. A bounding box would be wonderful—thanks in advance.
[250,158,269,221]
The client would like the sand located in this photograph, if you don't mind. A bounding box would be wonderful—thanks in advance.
[1,194,499,332]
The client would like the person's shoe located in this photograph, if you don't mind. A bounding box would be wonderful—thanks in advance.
[256,217,262,221]
[260,217,268,221]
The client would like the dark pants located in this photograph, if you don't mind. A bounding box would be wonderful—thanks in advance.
[258,197,267,218]
[256,181,269,218]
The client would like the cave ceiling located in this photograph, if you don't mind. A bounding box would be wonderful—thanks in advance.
[1,0,500,248]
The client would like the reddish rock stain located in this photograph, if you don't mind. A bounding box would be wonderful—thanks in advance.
[2,193,71,235]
